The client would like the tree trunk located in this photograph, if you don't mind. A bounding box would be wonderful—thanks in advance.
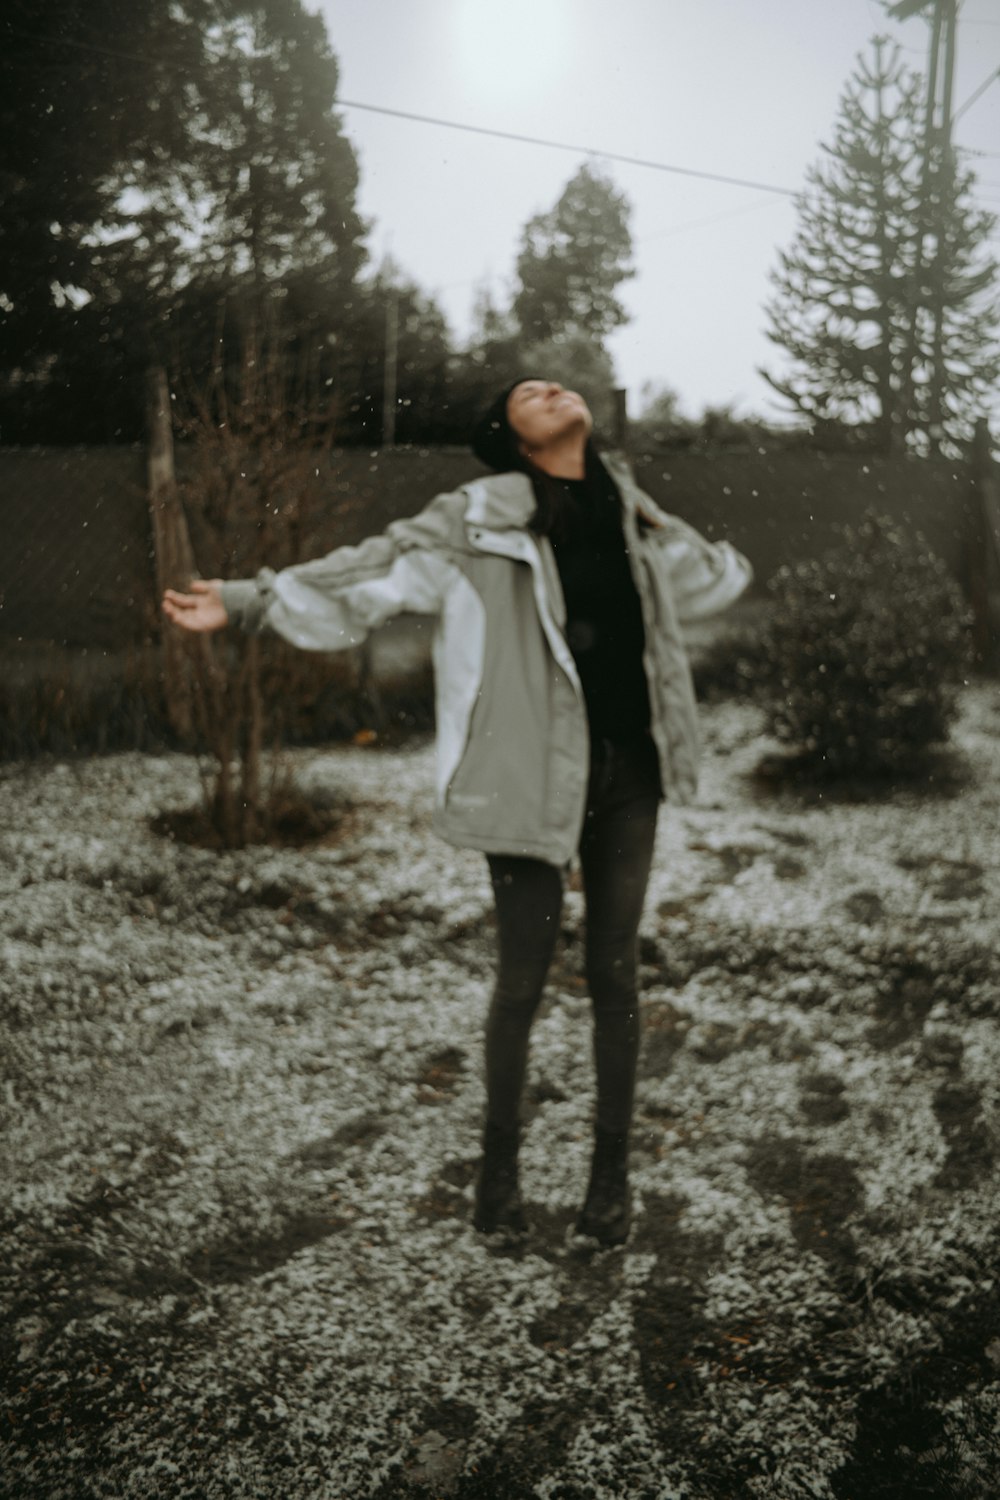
[239,636,264,842]
[146,364,207,740]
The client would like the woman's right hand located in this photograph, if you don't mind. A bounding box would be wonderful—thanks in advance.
[162,579,229,633]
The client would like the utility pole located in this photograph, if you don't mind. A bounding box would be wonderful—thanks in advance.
[382,287,399,447]
[612,388,629,452]
[927,0,957,449]
[380,251,400,448]
[887,0,959,452]
[887,1,957,143]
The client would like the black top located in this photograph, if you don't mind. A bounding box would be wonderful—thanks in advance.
[534,469,651,745]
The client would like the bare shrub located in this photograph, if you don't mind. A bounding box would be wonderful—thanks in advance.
[174,316,336,846]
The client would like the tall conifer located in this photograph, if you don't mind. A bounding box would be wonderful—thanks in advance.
[762,37,999,455]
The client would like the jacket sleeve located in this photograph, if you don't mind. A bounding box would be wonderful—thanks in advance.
[605,452,753,623]
[641,508,753,623]
[219,490,467,651]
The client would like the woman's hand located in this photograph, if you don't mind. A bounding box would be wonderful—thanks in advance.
[162,579,229,633]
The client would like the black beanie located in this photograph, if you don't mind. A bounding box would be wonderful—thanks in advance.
[470,377,542,472]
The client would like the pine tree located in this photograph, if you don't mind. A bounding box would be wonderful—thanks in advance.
[90,2,366,300]
[0,0,368,443]
[513,163,634,346]
[761,37,999,455]
[332,269,455,445]
[0,0,210,430]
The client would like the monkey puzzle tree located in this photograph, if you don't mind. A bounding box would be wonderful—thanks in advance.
[761,37,999,455]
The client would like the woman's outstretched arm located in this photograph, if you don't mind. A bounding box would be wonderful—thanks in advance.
[160,486,469,652]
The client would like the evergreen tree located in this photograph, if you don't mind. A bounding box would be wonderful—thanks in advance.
[443,166,634,440]
[333,268,456,445]
[89,2,366,301]
[0,0,368,443]
[512,163,634,346]
[0,0,208,434]
[761,37,999,455]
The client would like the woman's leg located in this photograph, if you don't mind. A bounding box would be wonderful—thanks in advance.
[474,854,562,1235]
[483,853,564,1129]
[578,741,660,1133]
[576,739,660,1242]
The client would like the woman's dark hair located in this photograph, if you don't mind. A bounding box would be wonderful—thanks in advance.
[527,441,621,541]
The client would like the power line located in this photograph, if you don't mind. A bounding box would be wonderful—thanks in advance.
[12,23,992,208]
[644,194,791,243]
[337,98,799,198]
[5,25,164,69]
[954,65,1000,122]
[7,25,802,198]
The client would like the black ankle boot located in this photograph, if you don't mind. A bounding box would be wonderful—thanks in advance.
[575,1128,631,1246]
[473,1121,527,1236]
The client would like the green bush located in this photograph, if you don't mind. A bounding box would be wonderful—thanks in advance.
[760,513,972,774]
[688,606,775,703]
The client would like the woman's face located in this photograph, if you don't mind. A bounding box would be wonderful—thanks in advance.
[506,380,592,454]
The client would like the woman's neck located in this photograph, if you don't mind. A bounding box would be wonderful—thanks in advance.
[523,434,587,480]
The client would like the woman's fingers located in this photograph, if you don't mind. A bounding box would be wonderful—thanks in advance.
[161,592,203,625]
[161,582,227,632]
[163,588,197,610]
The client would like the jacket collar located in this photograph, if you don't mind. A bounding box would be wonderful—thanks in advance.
[463,453,653,532]
[462,472,536,530]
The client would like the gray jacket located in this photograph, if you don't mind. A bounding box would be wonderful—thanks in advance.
[220,455,752,865]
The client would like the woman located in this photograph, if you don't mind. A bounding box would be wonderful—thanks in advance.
[163,378,752,1247]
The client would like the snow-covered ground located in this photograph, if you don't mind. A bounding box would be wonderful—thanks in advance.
[2,687,999,1500]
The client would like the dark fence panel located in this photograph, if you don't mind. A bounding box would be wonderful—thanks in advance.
[0,443,983,649]
[631,447,977,587]
[1,446,153,647]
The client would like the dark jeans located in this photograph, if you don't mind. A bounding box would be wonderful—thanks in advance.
[485,735,661,1136]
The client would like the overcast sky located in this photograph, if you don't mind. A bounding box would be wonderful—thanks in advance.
[313,0,1000,421]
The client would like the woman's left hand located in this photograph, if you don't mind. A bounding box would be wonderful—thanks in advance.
[162,579,229,633]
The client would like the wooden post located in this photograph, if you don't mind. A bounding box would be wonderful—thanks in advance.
[382,286,399,448]
[612,387,629,451]
[146,365,203,739]
[966,418,1000,671]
